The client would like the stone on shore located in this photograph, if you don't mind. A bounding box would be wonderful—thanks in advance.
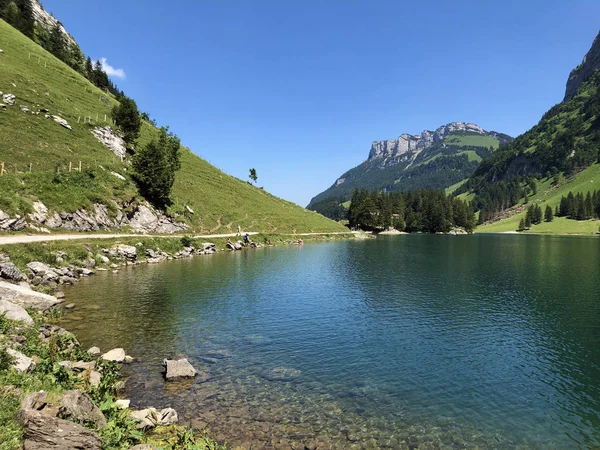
[0,299,34,325]
[102,348,126,362]
[19,408,102,449]
[130,407,179,429]
[58,390,107,428]
[0,262,25,282]
[0,281,62,311]
[115,399,130,409]
[162,358,197,380]
[113,244,137,260]
[8,349,36,372]
[87,346,101,357]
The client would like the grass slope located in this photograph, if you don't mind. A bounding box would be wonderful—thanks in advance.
[0,20,345,234]
[477,163,600,234]
[443,134,500,149]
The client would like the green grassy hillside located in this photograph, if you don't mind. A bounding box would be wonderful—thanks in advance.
[0,19,346,234]
[477,163,600,234]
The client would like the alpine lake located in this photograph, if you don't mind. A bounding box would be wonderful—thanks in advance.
[57,234,600,449]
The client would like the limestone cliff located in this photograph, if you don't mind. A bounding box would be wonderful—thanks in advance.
[564,31,600,101]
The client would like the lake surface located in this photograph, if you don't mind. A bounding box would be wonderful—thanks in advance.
[59,235,600,449]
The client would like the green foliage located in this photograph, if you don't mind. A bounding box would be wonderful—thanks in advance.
[0,19,345,234]
[517,217,526,232]
[98,396,144,449]
[112,97,141,146]
[180,235,193,247]
[347,187,474,233]
[545,204,554,222]
[249,168,257,184]
[132,127,181,208]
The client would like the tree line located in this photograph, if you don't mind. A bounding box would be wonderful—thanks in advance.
[557,190,600,220]
[347,188,475,233]
[1,0,123,96]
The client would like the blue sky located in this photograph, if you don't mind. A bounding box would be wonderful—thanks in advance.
[44,0,600,206]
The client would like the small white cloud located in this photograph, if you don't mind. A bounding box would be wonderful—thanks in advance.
[99,57,126,79]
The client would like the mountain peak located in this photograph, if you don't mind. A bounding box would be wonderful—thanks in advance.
[564,30,600,101]
[368,122,487,161]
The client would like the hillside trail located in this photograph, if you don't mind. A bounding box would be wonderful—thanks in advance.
[0,231,354,246]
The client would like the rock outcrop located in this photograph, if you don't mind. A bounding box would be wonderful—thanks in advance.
[31,0,77,49]
[58,390,107,429]
[0,281,62,311]
[0,199,188,234]
[367,122,487,162]
[565,31,600,101]
[91,126,127,159]
[0,299,34,325]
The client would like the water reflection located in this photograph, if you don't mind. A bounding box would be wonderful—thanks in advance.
[60,236,600,448]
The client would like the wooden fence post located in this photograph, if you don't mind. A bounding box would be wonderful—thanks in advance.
[0,162,4,176]
[69,162,72,172]
[78,161,82,171]
[29,163,32,173]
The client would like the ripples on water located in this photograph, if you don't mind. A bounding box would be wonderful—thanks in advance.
[60,235,600,448]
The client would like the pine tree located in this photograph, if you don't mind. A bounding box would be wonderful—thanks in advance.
[17,0,34,38]
[48,23,67,61]
[585,192,594,219]
[112,97,141,145]
[545,204,554,222]
[525,214,531,229]
[518,218,526,231]
[85,57,93,78]
[132,127,181,208]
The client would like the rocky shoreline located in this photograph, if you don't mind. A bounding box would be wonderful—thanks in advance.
[0,239,235,449]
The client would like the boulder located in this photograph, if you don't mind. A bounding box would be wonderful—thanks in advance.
[28,201,48,223]
[162,358,198,380]
[7,349,36,372]
[0,262,25,281]
[113,245,137,261]
[102,348,126,362]
[115,399,130,409]
[58,390,106,428]
[130,407,179,429]
[0,299,34,325]
[26,262,58,279]
[0,281,62,311]
[87,346,101,357]
[20,104,31,113]
[3,93,15,106]
[19,408,102,449]
[50,115,72,130]
[38,324,78,347]
[22,392,48,411]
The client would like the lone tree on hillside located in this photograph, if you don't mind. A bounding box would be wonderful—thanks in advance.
[249,168,257,184]
[132,127,181,208]
[112,96,141,146]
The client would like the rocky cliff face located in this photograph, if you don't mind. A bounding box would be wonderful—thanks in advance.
[564,31,600,101]
[367,122,486,162]
[31,0,76,48]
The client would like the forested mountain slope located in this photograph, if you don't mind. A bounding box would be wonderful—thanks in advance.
[308,122,510,219]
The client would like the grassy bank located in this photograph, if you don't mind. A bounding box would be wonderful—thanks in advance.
[476,163,600,235]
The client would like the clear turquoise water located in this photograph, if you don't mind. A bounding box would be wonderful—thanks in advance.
[61,235,600,448]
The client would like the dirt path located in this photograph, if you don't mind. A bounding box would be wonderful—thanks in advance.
[0,232,261,246]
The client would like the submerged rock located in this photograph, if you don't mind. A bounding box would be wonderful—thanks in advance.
[262,366,302,382]
[162,358,198,380]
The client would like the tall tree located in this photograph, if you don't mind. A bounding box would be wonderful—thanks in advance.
[132,127,181,208]
[112,97,141,146]
[544,204,554,222]
[249,168,257,184]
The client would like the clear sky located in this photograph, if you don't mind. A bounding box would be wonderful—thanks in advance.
[43,0,600,206]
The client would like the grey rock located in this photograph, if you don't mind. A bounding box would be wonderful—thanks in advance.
[19,104,31,113]
[0,281,61,311]
[58,390,107,428]
[130,445,158,450]
[91,126,126,159]
[162,358,197,380]
[49,114,72,130]
[26,262,58,279]
[130,407,179,429]
[3,93,15,106]
[102,348,126,362]
[64,303,75,309]
[0,262,25,281]
[28,201,48,224]
[87,346,101,357]
[19,408,102,449]
[22,392,48,411]
[0,299,34,325]
[113,244,137,260]
[115,399,130,409]
[565,31,600,101]
[8,349,36,372]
